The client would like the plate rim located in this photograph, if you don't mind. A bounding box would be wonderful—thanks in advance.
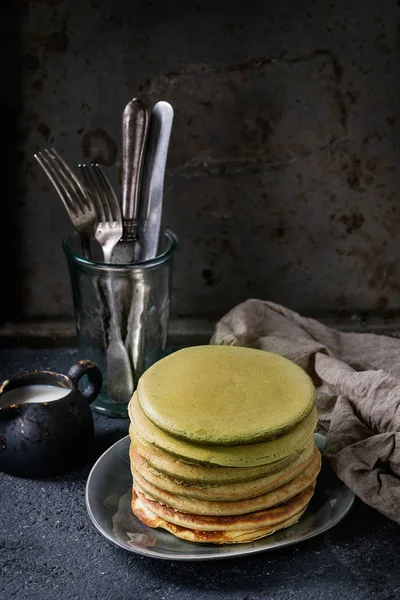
[85,433,355,561]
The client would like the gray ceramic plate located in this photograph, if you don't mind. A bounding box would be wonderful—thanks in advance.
[85,433,354,561]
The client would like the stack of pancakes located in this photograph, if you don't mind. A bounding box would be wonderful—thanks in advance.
[128,345,321,544]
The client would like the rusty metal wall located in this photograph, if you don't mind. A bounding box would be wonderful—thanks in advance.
[3,0,400,325]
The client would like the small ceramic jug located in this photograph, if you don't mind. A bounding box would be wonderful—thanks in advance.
[0,360,102,478]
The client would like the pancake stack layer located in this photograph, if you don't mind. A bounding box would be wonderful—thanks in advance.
[128,345,321,544]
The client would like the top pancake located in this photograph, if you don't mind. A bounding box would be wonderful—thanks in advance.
[129,393,318,467]
[137,346,316,445]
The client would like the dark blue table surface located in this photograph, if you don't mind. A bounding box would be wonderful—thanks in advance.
[0,348,398,600]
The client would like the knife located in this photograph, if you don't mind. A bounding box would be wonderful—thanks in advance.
[125,101,174,382]
[112,97,149,263]
[135,100,174,261]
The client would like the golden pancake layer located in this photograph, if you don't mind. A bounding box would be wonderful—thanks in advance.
[128,346,321,544]
[132,489,310,543]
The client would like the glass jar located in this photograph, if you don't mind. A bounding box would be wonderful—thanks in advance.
[63,228,178,417]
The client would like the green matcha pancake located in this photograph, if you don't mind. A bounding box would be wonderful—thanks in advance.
[129,393,318,467]
[130,445,318,501]
[137,346,316,445]
[132,448,321,516]
[130,435,315,486]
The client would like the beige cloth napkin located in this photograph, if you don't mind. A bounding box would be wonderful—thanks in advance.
[210,299,400,524]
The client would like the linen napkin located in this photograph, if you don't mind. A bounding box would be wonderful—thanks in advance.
[210,299,400,524]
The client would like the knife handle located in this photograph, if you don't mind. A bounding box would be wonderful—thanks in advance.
[121,98,149,239]
[136,101,174,260]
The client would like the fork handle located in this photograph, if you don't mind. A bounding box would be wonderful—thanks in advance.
[81,236,92,261]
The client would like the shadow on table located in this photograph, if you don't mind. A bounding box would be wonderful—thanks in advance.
[113,497,397,597]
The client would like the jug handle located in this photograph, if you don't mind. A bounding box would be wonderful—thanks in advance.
[67,360,103,404]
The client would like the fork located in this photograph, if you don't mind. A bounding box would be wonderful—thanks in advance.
[34,148,96,260]
[78,164,123,263]
[78,163,134,403]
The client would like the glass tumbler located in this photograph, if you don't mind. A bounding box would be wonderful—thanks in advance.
[63,228,178,418]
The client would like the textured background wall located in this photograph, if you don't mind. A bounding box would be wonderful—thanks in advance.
[2,0,400,331]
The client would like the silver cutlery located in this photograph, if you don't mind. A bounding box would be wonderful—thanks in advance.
[135,101,174,261]
[35,95,175,398]
[34,148,96,260]
[112,98,149,263]
[79,163,134,403]
[79,164,123,263]
[125,101,174,382]
[110,97,149,385]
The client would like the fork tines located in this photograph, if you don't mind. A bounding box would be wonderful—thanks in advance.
[34,148,93,217]
[78,163,122,224]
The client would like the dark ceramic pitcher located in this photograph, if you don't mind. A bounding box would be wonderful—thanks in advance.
[0,360,102,478]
